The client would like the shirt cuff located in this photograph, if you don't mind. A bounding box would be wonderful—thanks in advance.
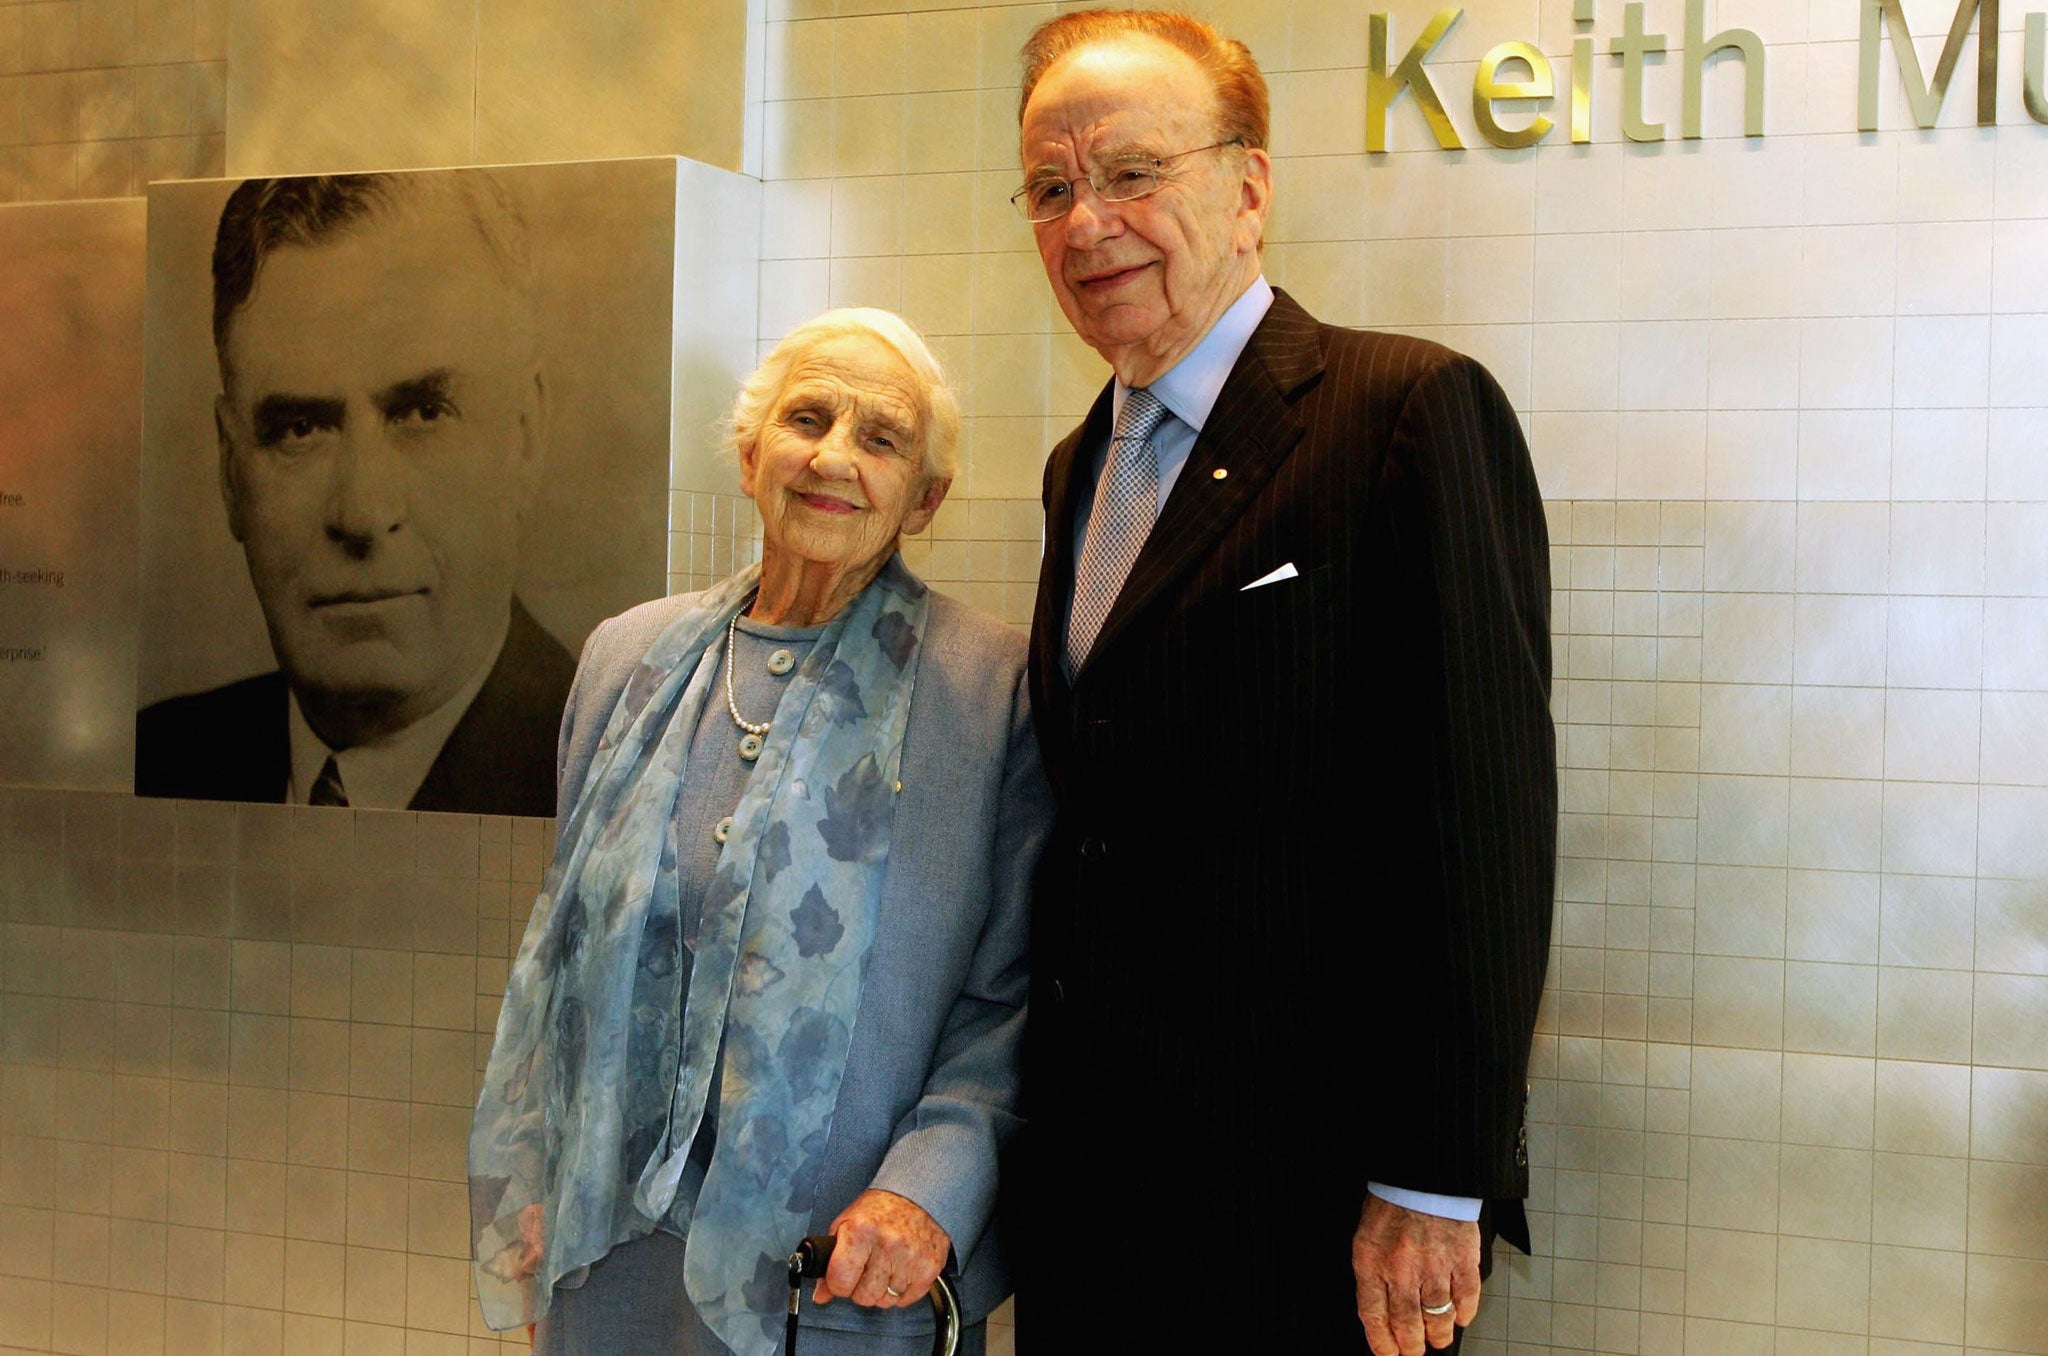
[1367,1183,1483,1222]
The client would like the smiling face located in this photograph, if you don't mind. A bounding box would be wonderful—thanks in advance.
[741,331,948,590]
[215,206,545,745]
[1020,35,1271,386]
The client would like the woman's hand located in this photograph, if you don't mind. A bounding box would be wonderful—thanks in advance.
[481,1202,545,1284]
[514,1202,544,1278]
[813,1188,951,1309]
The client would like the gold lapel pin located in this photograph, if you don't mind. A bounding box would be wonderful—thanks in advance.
[1212,468,1229,480]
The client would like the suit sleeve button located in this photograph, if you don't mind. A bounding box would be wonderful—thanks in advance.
[1052,979,1066,1003]
[1079,837,1106,861]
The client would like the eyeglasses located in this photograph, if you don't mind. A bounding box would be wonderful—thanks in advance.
[1010,138,1243,223]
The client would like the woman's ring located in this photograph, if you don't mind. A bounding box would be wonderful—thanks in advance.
[885,1285,904,1298]
[1422,1298,1455,1316]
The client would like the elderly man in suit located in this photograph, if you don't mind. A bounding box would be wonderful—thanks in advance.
[1013,12,1557,1355]
[135,172,574,816]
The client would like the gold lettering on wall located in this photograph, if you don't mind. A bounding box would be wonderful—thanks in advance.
[1362,2,2048,152]
[1858,0,2000,130]
[1610,3,1669,143]
[2030,12,2048,121]
[1368,8,1464,151]
[1572,0,1595,144]
[1473,42,1555,149]
[1683,0,1766,138]
[1366,2,1763,151]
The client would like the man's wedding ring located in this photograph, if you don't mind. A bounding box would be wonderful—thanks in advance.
[885,1286,904,1298]
[1422,1299,1455,1316]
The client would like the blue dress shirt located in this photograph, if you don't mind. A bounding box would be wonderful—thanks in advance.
[1066,273,1481,1226]
[1067,275,1274,568]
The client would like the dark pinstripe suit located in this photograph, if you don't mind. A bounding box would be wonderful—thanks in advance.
[1020,289,1556,1349]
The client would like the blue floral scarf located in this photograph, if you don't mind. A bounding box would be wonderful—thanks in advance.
[469,557,929,1354]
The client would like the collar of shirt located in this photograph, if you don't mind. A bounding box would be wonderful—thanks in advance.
[1108,273,1275,448]
[286,617,510,808]
[1073,275,1275,572]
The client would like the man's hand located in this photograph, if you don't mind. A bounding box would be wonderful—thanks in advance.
[815,1188,951,1310]
[1352,1193,1481,1355]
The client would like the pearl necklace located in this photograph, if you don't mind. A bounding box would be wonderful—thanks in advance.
[724,607,773,740]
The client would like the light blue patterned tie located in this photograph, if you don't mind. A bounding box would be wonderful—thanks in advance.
[1067,387,1167,672]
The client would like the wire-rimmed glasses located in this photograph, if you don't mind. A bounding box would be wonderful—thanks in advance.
[1010,138,1243,223]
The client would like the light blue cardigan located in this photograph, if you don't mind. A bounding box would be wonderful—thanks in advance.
[552,584,1051,1336]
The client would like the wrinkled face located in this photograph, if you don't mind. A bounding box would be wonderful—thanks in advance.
[215,210,545,736]
[1019,36,1270,373]
[741,332,948,574]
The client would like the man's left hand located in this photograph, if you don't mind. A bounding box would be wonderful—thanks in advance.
[1352,1193,1481,1355]
[815,1188,951,1309]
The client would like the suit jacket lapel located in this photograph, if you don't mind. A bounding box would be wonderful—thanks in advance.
[410,600,576,816]
[1077,289,1327,674]
[1030,384,1114,709]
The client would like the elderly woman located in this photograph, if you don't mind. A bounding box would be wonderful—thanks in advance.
[470,308,1047,1356]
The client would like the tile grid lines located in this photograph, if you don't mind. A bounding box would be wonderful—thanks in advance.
[3,3,2047,1351]
[0,798,538,1352]
[1531,497,2039,1351]
[1533,496,1707,1353]
[669,489,765,598]
[469,0,481,166]
[1945,124,1983,1337]
[1954,131,1991,1349]
[0,0,225,202]
[1539,542,2041,1336]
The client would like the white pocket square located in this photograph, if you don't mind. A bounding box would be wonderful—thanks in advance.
[1240,562,1299,591]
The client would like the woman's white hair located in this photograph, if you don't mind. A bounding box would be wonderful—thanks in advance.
[727,307,960,482]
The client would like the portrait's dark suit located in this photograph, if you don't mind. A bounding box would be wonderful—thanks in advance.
[135,600,576,817]
[1020,290,1556,1350]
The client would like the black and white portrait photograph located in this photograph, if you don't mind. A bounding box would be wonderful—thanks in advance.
[136,158,678,816]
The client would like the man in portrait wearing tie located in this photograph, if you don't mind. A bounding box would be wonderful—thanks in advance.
[135,172,575,816]
[1013,12,1557,1354]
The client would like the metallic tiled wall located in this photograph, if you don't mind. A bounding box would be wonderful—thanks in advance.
[750,1,2048,1352]
[0,796,551,1353]
[222,0,749,179]
[0,0,227,201]
[2,0,2045,1352]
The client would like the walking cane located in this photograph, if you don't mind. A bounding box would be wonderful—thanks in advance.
[784,1234,962,1356]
